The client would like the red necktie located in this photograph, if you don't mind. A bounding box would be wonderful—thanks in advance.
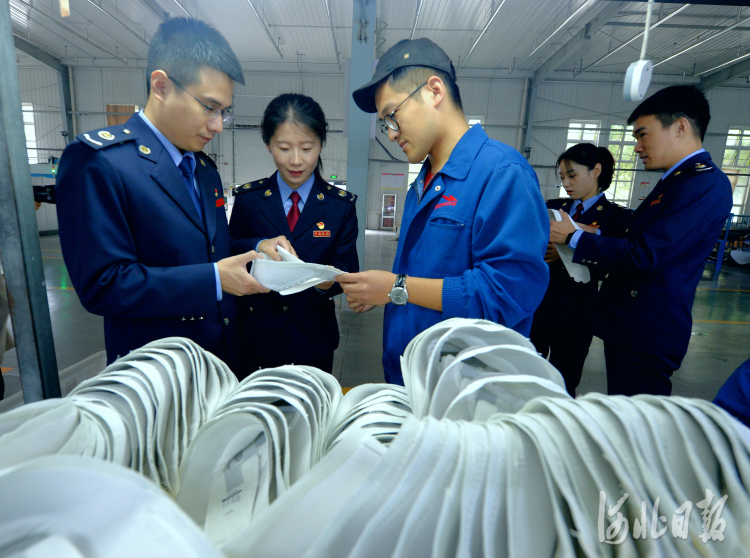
[287,191,301,232]
[571,202,583,222]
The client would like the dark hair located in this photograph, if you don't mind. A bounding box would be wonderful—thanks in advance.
[385,65,463,112]
[146,18,244,95]
[627,85,710,141]
[261,93,328,177]
[556,143,615,192]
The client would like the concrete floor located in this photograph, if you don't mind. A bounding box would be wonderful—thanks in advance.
[2,231,749,401]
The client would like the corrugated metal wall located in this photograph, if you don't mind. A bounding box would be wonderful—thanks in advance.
[18,64,750,224]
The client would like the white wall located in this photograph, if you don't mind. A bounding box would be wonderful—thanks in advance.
[18,63,750,226]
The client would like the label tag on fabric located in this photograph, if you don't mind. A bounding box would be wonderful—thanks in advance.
[313,231,331,237]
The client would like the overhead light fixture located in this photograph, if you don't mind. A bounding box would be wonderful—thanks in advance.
[623,0,654,102]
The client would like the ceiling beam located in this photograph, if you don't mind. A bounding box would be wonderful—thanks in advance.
[323,0,340,69]
[610,0,750,5]
[699,57,750,90]
[532,1,626,87]
[608,22,750,31]
[460,0,508,68]
[244,0,284,59]
[13,34,66,74]
[140,0,169,22]
[83,0,149,47]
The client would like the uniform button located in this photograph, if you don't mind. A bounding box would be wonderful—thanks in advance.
[181,317,186,321]
[435,185,441,191]
[199,316,204,320]
[593,262,598,265]
[211,246,215,254]
[190,317,195,321]
[249,307,253,312]
[631,290,638,298]
[625,228,629,233]
[224,318,229,326]
[605,273,610,279]
[282,306,289,312]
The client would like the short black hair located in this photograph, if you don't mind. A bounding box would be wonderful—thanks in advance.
[627,85,710,141]
[384,65,463,112]
[557,143,615,192]
[146,18,244,95]
[261,93,328,177]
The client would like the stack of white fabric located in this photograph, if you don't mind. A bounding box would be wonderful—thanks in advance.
[223,319,750,558]
[0,455,224,558]
[401,317,570,419]
[175,365,343,546]
[0,337,237,494]
[324,383,411,451]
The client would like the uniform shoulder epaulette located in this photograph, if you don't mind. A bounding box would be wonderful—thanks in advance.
[196,152,217,169]
[233,177,271,196]
[692,161,714,173]
[76,124,137,151]
[324,184,358,204]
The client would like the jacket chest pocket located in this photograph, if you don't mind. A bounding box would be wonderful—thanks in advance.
[428,214,468,230]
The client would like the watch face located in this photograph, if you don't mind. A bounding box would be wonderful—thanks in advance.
[389,287,408,306]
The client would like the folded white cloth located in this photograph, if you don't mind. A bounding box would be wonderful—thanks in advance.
[250,247,344,295]
[0,456,224,558]
[549,208,590,283]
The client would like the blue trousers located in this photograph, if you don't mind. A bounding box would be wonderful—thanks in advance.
[604,342,683,396]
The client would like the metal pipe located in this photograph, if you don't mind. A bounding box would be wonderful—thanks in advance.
[582,4,690,72]
[323,0,341,68]
[460,0,508,68]
[698,50,750,77]
[640,0,654,60]
[0,0,60,402]
[83,0,149,47]
[245,0,284,59]
[410,0,423,40]
[170,0,190,17]
[655,11,750,68]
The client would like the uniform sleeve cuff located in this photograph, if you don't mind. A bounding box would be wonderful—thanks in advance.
[569,229,584,249]
[214,263,223,301]
[442,275,466,318]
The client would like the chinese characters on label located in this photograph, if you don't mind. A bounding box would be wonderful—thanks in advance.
[598,490,728,544]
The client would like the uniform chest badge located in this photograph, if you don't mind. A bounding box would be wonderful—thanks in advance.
[215,189,219,198]
[317,222,325,229]
[590,221,600,229]
[314,230,331,237]
[98,131,114,141]
[122,128,131,134]
[650,193,663,207]
[139,145,151,155]
[317,193,324,200]
[338,190,346,197]
[265,190,272,197]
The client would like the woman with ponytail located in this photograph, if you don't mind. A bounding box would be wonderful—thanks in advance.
[530,142,631,396]
[230,93,359,376]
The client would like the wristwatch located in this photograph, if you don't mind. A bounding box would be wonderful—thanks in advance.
[388,274,409,306]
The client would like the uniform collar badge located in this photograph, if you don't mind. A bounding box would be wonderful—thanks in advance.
[597,205,603,211]
[98,131,114,141]
[139,145,151,155]
[265,189,272,197]
[199,158,206,166]
[317,193,324,200]
[123,128,131,134]
[338,190,346,197]
[259,180,264,184]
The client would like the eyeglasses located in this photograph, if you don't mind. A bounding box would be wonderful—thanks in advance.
[380,81,428,135]
[168,76,234,124]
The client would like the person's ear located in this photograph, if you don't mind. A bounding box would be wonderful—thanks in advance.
[592,163,602,179]
[266,143,272,154]
[150,70,169,103]
[426,76,446,108]
[674,117,690,139]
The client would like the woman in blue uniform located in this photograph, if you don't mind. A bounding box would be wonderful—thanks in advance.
[230,93,359,376]
[530,143,631,396]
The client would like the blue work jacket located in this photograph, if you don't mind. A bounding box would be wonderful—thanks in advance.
[56,114,237,367]
[573,151,732,356]
[383,125,550,384]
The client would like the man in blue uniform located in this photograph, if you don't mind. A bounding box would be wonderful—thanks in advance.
[56,19,291,369]
[550,86,733,396]
[337,39,549,385]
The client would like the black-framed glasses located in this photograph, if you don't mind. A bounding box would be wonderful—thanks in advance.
[169,76,234,124]
[380,81,428,134]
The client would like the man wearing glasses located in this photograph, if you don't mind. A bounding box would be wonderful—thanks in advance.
[56,18,291,373]
[337,38,550,385]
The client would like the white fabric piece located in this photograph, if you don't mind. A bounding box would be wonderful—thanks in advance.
[0,456,223,558]
[549,208,590,283]
[250,247,344,295]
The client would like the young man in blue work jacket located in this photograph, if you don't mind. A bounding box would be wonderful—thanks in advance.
[550,86,733,396]
[336,39,550,385]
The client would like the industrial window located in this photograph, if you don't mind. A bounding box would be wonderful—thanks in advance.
[566,120,600,150]
[22,102,38,164]
[559,120,602,197]
[466,116,483,127]
[106,104,139,126]
[722,129,750,216]
[606,124,637,205]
